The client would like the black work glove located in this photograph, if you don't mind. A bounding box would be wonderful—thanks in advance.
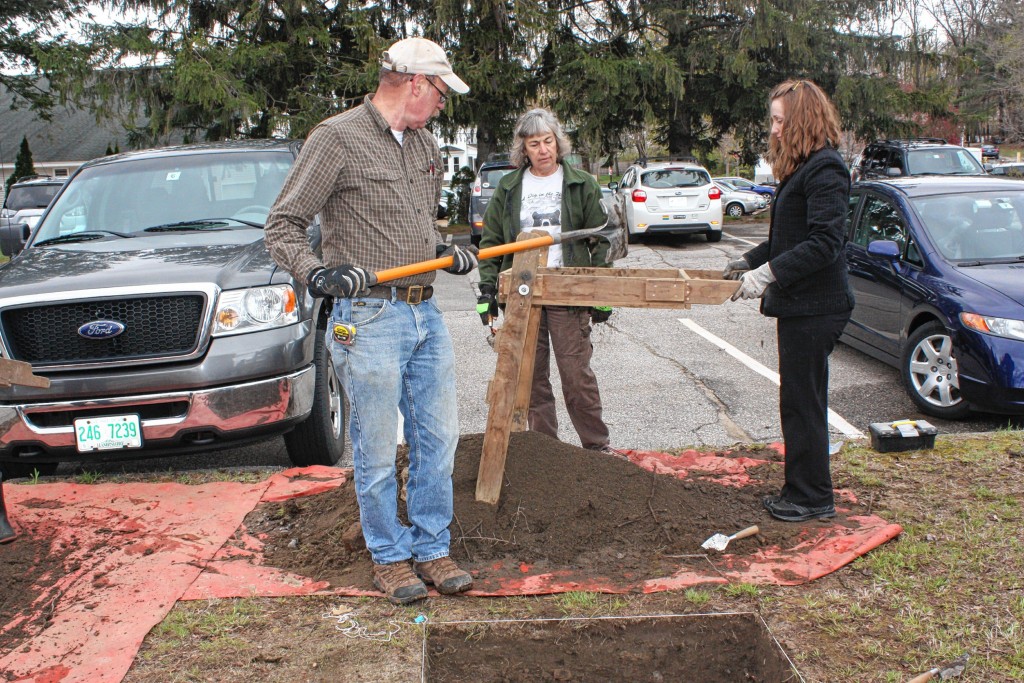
[722,258,750,281]
[477,283,499,325]
[307,265,370,298]
[590,306,613,324]
[437,243,479,275]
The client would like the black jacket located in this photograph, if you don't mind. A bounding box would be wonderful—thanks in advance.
[743,147,855,318]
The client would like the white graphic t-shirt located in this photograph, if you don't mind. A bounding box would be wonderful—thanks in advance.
[520,166,564,267]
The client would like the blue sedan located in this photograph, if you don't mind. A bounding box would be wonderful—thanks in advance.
[842,177,1024,418]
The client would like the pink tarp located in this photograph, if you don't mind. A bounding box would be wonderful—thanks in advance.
[0,468,345,683]
[1,450,902,682]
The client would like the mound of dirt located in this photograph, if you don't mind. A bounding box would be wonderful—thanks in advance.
[249,431,844,590]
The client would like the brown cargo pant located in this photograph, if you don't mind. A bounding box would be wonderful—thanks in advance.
[528,306,611,450]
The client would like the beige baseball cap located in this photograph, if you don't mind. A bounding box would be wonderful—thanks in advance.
[380,38,469,95]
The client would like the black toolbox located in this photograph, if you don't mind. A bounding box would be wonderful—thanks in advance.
[868,420,938,453]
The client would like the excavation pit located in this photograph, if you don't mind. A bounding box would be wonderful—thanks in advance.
[422,612,799,682]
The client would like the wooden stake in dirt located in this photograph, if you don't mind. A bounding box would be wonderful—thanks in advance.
[0,358,50,389]
[475,245,739,505]
[477,233,546,504]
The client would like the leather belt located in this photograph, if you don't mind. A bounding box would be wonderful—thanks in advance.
[363,285,433,304]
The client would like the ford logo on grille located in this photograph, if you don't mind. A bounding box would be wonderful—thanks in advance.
[78,320,126,339]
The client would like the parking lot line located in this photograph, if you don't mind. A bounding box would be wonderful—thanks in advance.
[678,318,865,439]
[722,231,761,247]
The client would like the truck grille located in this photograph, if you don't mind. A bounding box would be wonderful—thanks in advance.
[2,295,205,364]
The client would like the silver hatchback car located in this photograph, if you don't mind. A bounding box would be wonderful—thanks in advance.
[610,160,723,243]
[714,180,768,217]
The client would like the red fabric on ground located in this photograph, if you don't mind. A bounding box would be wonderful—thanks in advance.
[2,453,901,683]
[0,467,344,683]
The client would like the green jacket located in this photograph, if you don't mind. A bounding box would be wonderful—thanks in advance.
[478,161,609,289]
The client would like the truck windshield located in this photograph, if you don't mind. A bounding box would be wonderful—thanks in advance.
[33,151,293,243]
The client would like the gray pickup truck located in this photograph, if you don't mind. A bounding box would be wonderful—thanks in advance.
[0,141,345,478]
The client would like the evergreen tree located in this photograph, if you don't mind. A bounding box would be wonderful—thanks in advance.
[6,137,36,197]
[45,0,393,143]
[639,0,925,161]
[0,0,86,115]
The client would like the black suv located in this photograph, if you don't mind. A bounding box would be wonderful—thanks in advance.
[852,138,986,182]
[469,157,516,246]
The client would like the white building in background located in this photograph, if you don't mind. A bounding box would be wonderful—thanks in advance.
[754,157,774,185]
[437,132,477,186]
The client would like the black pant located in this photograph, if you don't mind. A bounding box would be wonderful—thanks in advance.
[776,311,851,508]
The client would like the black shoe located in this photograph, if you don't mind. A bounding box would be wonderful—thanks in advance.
[763,495,835,522]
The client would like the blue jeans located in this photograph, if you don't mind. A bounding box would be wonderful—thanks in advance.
[328,293,458,565]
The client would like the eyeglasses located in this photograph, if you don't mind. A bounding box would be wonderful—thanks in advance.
[425,77,449,106]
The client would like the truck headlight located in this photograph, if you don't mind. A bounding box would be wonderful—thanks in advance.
[960,312,1024,342]
[213,285,298,336]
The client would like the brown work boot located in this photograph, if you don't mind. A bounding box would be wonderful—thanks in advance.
[414,556,473,595]
[372,561,428,605]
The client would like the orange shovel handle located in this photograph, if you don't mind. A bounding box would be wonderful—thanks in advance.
[369,234,556,286]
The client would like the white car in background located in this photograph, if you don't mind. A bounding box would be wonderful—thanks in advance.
[609,160,723,243]
[0,175,66,234]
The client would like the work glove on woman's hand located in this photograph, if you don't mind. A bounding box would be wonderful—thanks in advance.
[590,306,613,324]
[477,283,499,325]
[730,262,776,301]
[722,258,750,280]
[308,265,370,298]
[438,244,479,275]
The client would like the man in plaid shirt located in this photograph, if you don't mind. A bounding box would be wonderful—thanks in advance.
[265,37,477,605]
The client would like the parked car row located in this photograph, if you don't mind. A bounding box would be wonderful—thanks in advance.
[713,179,768,217]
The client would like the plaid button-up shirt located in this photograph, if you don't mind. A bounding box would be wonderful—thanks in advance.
[265,94,443,288]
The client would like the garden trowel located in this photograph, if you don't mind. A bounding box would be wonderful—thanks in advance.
[907,653,968,683]
[700,524,759,552]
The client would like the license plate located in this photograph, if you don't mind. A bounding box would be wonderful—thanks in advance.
[75,414,142,452]
[668,197,689,208]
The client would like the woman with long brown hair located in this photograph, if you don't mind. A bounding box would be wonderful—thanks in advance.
[723,79,855,522]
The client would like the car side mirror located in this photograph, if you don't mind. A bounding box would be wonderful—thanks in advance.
[867,239,900,259]
[608,182,618,191]
[886,167,903,177]
[0,222,31,257]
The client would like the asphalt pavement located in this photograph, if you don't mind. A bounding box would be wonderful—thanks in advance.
[55,220,1021,476]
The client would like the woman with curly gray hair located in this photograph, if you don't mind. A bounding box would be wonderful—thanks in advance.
[476,108,622,456]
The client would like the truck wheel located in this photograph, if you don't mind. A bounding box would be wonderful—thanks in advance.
[901,321,970,419]
[284,316,347,466]
[1,461,59,479]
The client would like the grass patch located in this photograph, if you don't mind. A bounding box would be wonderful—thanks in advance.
[75,470,102,484]
[759,429,1024,680]
[556,591,600,614]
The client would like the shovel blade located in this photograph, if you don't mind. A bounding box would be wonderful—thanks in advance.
[700,533,729,551]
